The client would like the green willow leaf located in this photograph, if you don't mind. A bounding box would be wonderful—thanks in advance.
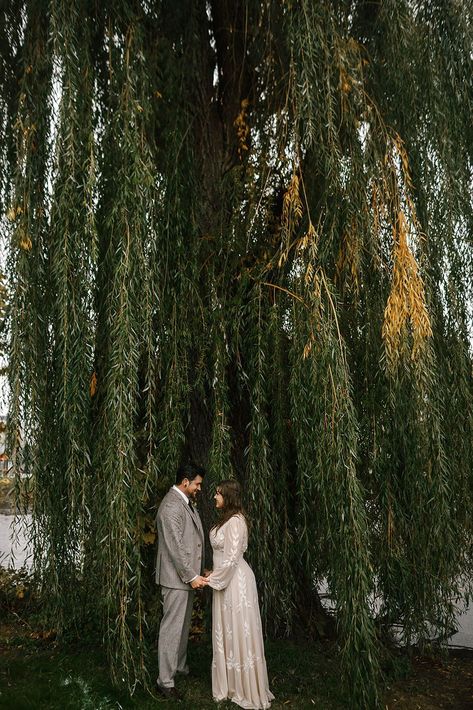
[2,1,472,707]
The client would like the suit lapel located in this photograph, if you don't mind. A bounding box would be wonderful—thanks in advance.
[187,501,204,540]
[191,506,204,541]
[172,489,203,540]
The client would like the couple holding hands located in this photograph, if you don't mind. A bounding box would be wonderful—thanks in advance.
[155,463,274,709]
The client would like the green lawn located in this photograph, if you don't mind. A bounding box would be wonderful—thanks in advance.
[1,620,472,709]
[0,634,347,710]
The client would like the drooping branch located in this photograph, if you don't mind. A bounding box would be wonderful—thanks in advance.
[2,2,472,707]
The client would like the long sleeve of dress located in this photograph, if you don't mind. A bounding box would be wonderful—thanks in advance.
[207,515,247,591]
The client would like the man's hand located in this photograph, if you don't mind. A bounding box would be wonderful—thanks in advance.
[203,568,212,577]
[190,575,208,589]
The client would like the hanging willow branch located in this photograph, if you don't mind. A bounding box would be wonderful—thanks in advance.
[2,1,472,706]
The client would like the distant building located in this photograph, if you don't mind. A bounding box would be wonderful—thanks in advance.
[0,415,10,477]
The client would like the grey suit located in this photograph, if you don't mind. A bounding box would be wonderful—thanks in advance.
[155,487,205,688]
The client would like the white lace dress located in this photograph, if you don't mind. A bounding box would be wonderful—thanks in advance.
[207,514,274,709]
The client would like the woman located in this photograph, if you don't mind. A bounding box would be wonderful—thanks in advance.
[206,480,274,709]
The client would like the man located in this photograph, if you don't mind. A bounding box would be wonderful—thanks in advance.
[155,462,207,700]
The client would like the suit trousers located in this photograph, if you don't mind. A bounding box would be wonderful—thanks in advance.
[158,586,195,688]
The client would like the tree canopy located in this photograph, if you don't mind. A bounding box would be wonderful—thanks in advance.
[1,1,472,706]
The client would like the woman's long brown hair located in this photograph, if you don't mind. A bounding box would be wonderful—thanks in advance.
[211,479,250,532]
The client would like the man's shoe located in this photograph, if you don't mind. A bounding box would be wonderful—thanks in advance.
[155,682,183,701]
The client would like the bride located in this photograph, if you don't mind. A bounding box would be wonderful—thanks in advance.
[205,479,274,709]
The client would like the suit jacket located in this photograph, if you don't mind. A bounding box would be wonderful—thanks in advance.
[155,487,205,590]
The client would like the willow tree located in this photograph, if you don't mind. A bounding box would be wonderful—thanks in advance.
[2,0,473,706]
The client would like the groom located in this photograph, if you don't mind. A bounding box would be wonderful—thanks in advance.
[155,463,207,700]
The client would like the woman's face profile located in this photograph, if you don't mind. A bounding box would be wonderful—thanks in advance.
[214,488,224,509]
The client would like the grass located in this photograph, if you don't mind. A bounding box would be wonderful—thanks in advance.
[2,627,473,709]
[0,632,348,710]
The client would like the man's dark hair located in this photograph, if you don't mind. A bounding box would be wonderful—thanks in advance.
[175,463,205,485]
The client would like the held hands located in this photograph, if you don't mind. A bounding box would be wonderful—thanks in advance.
[190,575,209,589]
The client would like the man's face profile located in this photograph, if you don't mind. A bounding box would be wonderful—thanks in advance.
[184,475,203,500]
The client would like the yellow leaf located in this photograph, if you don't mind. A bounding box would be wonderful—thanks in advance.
[142,531,156,545]
[90,372,97,397]
[19,235,32,251]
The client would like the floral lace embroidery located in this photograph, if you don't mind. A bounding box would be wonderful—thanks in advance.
[223,649,261,673]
